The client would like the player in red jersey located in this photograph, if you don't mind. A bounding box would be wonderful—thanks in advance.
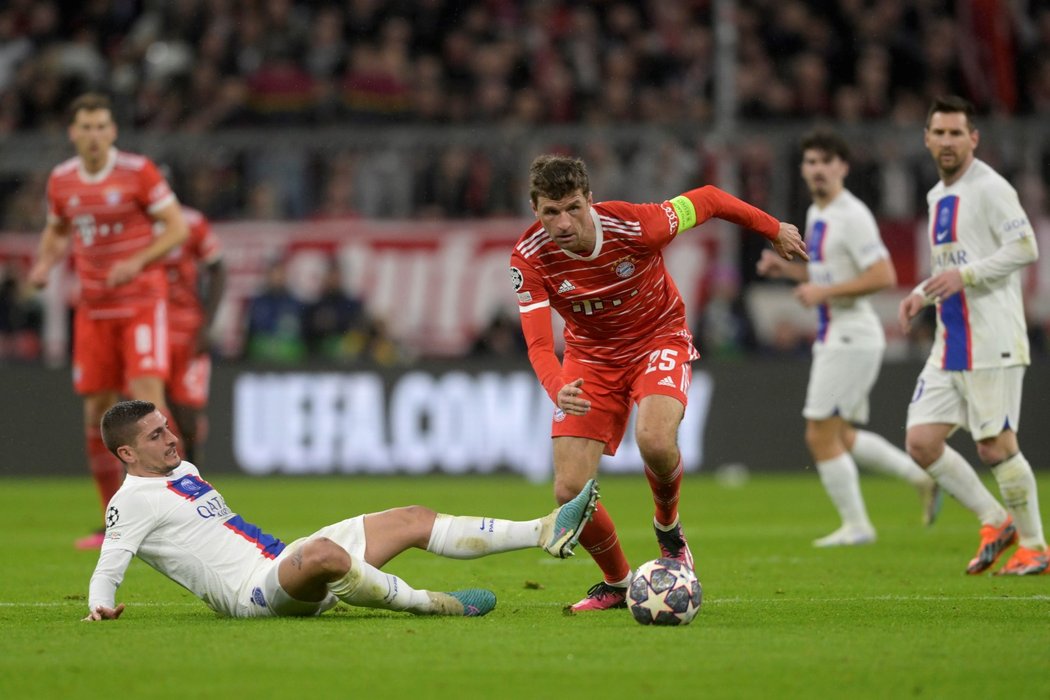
[160,205,225,465]
[28,93,189,549]
[511,155,807,611]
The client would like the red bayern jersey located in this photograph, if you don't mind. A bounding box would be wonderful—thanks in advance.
[47,147,175,308]
[512,199,696,367]
[162,206,222,341]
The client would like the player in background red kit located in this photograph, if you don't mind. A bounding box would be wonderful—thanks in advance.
[28,93,188,549]
[511,155,807,611]
[160,205,225,465]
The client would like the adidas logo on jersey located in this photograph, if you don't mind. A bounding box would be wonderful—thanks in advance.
[657,377,676,388]
[557,280,576,294]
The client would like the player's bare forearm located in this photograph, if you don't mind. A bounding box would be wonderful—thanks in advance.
[756,249,808,282]
[107,206,190,287]
[897,293,926,333]
[197,259,227,352]
[29,222,71,288]
[814,259,896,304]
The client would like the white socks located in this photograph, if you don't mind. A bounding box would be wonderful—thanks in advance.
[816,453,874,532]
[992,452,1047,549]
[927,446,1009,526]
[851,430,931,486]
[425,513,544,559]
[326,554,433,613]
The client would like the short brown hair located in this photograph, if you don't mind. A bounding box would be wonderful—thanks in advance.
[529,155,590,205]
[925,95,976,131]
[800,129,850,163]
[68,92,113,124]
[101,400,156,458]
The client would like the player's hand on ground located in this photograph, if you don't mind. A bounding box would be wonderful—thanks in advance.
[557,378,591,416]
[83,603,125,621]
[756,249,788,278]
[107,258,144,287]
[897,293,925,333]
[772,222,808,261]
[793,282,826,307]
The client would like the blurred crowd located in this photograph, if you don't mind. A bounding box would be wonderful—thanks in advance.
[0,0,1048,224]
[3,0,1049,133]
[1,0,1049,362]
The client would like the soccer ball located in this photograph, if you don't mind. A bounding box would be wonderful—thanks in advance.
[627,557,702,626]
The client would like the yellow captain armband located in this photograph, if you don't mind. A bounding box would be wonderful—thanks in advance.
[669,195,697,233]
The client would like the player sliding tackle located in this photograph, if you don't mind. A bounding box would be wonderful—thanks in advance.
[84,400,599,621]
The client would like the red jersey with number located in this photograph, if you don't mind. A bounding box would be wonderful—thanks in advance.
[46,148,175,309]
[161,206,221,342]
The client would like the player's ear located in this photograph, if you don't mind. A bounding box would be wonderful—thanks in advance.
[116,444,135,464]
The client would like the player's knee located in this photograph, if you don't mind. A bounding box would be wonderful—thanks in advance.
[301,537,351,577]
[905,436,939,468]
[553,480,585,505]
[635,431,675,467]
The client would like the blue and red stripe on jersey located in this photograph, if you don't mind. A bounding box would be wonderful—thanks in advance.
[808,220,830,342]
[166,474,214,501]
[223,515,286,559]
[931,195,972,369]
[931,195,960,246]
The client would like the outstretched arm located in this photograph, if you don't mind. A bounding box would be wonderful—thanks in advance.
[673,186,807,260]
[84,547,133,622]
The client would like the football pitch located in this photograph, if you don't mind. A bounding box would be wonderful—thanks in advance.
[2,472,1048,699]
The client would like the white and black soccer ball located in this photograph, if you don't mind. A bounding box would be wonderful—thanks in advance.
[627,557,702,626]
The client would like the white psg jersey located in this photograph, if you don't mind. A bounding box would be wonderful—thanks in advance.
[925,159,1033,370]
[99,462,285,615]
[805,189,888,349]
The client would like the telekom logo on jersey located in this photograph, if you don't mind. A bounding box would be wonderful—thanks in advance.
[231,370,713,480]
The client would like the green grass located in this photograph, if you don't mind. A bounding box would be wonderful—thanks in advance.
[1,473,1048,699]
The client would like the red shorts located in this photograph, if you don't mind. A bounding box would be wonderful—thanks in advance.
[167,336,212,408]
[73,301,169,395]
[551,335,697,455]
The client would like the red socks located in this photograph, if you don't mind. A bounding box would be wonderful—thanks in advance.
[645,459,684,526]
[577,501,631,584]
[86,426,123,516]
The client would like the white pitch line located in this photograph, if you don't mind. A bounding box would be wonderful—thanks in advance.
[3,595,1048,608]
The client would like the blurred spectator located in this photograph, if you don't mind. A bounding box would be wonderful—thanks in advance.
[243,259,305,363]
[302,261,368,359]
[695,266,757,360]
[470,311,526,358]
[0,261,42,362]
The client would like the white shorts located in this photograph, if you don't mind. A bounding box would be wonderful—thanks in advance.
[803,344,882,423]
[906,365,1025,440]
[237,515,368,618]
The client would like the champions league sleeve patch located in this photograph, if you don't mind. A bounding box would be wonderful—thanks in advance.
[510,266,524,292]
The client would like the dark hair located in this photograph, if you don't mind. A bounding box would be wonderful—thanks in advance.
[799,129,851,164]
[925,95,976,130]
[68,92,113,124]
[101,400,156,458]
[529,155,590,205]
